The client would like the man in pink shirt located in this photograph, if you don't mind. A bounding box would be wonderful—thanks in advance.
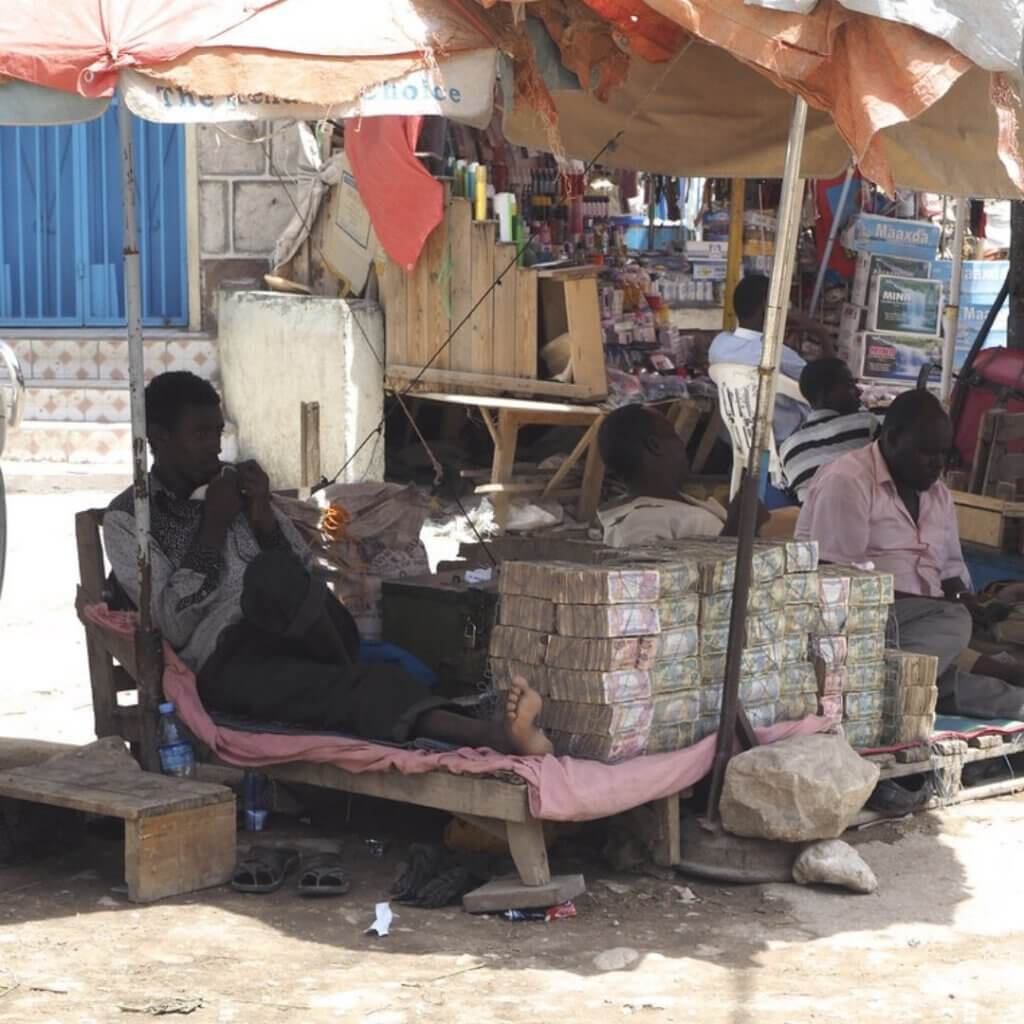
[797,390,1024,720]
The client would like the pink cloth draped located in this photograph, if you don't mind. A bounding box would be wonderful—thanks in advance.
[86,604,832,822]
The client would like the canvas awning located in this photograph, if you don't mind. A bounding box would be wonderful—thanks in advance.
[490,0,1024,197]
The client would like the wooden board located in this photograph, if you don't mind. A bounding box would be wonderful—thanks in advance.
[423,216,450,372]
[386,366,605,401]
[447,197,475,371]
[410,392,604,416]
[463,873,586,914]
[469,221,497,375]
[125,800,236,903]
[0,763,233,821]
[262,760,531,823]
[562,276,611,395]
[407,228,432,372]
[491,243,518,376]
[515,267,538,379]
[380,261,408,368]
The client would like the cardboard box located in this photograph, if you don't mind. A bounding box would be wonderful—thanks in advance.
[320,153,380,294]
[851,250,932,306]
[840,331,866,379]
[954,301,1009,368]
[686,240,729,260]
[843,214,941,257]
[691,260,728,281]
[930,259,1008,299]
[838,302,866,356]
[868,274,944,336]
[858,331,943,383]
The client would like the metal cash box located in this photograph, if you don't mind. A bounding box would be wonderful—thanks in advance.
[381,569,499,698]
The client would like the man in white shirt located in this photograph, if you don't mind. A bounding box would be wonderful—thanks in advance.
[708,274,835,443]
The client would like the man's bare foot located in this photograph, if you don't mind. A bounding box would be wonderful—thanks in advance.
[504,677,554,756]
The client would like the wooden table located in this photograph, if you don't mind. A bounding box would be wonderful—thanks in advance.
[414,392,607,529]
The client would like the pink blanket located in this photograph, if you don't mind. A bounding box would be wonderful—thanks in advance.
[86,606,832,822]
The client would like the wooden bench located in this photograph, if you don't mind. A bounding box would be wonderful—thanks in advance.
[75,508,681,909]
[0,741,235,903]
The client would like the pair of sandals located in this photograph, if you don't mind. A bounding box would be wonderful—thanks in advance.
[391,843,490,908]
[232,846,351,896]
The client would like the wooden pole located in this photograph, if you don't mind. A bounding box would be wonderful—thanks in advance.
[722,179,745,331]
[300,401,322,498]
[707,98,809,822]
[940,199,968,404]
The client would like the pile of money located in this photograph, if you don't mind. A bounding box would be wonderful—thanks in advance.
[883,651,939,744]
[489,539,826,761]
[812,565,895,749]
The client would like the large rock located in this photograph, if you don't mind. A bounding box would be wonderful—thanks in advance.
[720,734,879,842]
[793,839,878,894]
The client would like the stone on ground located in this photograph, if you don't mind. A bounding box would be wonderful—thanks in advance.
[793,839,878,894]
[720,733,879,842]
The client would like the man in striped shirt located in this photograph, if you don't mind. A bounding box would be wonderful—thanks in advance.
[779,357,879,503]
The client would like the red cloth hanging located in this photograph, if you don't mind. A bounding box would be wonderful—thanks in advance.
[344,115,443,273]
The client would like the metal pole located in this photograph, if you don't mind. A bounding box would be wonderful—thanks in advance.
[707,96,809,821]
[940,198,968,403]
[118,91,162,773]
[117,92,152,629]
[808,161,854,317]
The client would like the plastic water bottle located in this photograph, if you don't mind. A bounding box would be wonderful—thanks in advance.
[241,770,268,832]
[157,702,196,779]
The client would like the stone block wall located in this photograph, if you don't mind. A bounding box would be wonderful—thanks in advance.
[195,121,305,332]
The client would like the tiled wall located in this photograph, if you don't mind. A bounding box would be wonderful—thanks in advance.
[10,336,218,424]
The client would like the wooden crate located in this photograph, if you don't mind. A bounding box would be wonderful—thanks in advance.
[952,490,1024,551]
[381,195,607,401]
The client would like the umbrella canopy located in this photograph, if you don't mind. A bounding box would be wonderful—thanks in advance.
[0,1,276,96]
[491,0,1024,197]
[131,0,499,121]
[0,0,502,128]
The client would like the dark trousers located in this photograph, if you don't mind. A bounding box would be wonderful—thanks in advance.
[197,550,446,742]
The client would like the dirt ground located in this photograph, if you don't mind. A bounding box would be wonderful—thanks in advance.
[2,478,1024,1023]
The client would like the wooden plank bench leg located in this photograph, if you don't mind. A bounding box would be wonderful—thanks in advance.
[650,792,681,867]
[125,801,236,903]
[505,817,551,886]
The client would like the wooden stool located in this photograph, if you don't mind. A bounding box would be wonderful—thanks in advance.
[0,743,236,903]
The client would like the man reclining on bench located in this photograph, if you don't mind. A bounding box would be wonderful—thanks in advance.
[103,371,552,757]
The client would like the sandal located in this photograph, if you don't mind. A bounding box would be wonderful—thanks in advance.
[231,846,299,894]
[297,854,351,897]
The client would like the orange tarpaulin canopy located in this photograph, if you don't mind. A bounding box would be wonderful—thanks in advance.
[485,0,1024,196]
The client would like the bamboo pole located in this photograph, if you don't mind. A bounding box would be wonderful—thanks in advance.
[940,198,967,403]
[707,97,809,820]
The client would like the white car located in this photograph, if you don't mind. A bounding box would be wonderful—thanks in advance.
[0,341,25,600]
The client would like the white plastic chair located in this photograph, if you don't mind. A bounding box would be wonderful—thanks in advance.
[709,362,809,500]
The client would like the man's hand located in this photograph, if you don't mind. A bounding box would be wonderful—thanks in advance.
[721,495,770,537]
[237,460,276,542]
[199,468,243,549]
